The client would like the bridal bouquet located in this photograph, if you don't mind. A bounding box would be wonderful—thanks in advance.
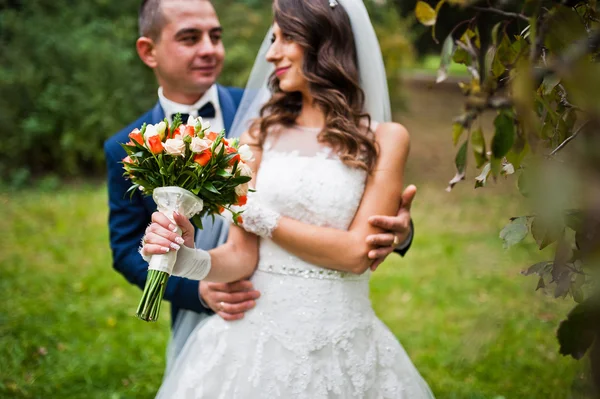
[121,114,253,322]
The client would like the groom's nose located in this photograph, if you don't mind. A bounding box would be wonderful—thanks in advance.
[196,34,217,57]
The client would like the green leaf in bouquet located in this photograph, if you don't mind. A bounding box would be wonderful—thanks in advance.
[172,113,183,132]
[216,168,233,177]
[199,189,220,202]
[191,214,204,229]
[140,123,148,135]
[203,181,221,194]
[229,176,252,185]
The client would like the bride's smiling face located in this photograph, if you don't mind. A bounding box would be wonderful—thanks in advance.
[266,23,307,94]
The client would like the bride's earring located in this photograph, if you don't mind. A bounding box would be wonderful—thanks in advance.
[329,0,338,8]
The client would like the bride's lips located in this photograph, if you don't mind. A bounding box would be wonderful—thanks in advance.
[275,66,290,77]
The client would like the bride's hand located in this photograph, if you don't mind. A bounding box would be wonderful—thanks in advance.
[141,211,196,256]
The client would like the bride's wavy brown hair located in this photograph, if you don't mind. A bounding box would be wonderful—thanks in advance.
[251,0,378,171]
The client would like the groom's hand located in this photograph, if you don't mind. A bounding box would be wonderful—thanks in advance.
[199,280,261,321]
[366,184,416,271]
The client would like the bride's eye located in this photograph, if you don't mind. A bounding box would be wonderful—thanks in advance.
[270,35,276,44]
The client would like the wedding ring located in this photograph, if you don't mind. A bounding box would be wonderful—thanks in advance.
[392,234,400,247]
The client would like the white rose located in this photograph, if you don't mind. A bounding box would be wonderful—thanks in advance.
[190,137,211,153]
[187,115,197,126]
[163,138,186,157]
[155,121,167,138]
[238,162,253,177]
[235,183,249,197]
[144,124,159,147]
[238,144,254,162]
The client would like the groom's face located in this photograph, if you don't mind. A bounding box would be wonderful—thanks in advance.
[153,0,225,99]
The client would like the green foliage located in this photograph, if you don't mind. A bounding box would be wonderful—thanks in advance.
[0,0,414,187]
[0,1,156,185]
[416,0,600,363]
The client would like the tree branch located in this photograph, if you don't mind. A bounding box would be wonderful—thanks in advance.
[471,6,529,23]
[549,120,591,156]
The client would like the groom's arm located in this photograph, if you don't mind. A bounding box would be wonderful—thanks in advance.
[104,140,208,314]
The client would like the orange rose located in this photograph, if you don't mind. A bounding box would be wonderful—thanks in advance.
[171,125,183,139]
[207,131,219,141]
[184,125,195,137]
[226,146,241,166]
[122,155,134,164]
[193,149,212,166]
[236,215,243,225]
[235,195,247,206]
[218,206,225,213]
[128,129,144,146]
[147,135,164,154]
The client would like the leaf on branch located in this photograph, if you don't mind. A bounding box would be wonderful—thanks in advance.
[521,261,553,276]
[545,5,588,53]
[536,276,546,291]
[557,301,598,360]
[455,139,468,173]
[437,34,455,83]
[470,127,487,168]
[500,216,529,249]
[452,123,464,145]
[501,162,515,175]
[474,163,491,188]
[415,1,437,26]
[447,139,469,191]
[492,110,516,159]
[541,75,561,96]
[446,171,465,192]
[531,217,559,250]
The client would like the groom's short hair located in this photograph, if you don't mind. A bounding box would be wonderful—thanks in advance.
[139,0,166,40]
[139,0,212,41]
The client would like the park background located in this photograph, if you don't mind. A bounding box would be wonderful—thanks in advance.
[0,0,587,398]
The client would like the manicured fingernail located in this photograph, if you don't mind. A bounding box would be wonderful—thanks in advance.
[162,247,170,253]
[170,243,180,251]
[169,224,177,232]
[175,236,185,245]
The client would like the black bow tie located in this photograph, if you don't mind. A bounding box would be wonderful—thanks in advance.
[172,102,216,123]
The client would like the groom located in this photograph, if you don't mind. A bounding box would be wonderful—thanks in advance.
[104,0,416,343]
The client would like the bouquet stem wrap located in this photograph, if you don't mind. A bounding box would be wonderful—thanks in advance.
[136,186,204,322]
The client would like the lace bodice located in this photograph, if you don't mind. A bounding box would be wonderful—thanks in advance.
[254,124,368,279]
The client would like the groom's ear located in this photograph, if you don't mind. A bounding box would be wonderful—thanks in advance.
[136,37,158,69]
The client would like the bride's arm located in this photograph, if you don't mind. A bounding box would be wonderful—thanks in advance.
[263,123,409,274]
[195,134,264,283]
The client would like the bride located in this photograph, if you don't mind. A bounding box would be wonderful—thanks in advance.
[141,0,434,397]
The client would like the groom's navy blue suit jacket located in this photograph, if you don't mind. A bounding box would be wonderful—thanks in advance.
[104,85,244,325]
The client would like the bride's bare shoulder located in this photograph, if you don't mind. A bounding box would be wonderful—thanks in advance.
[373,122,410,154]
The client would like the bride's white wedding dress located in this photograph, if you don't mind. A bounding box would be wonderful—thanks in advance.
[157,125,434,398]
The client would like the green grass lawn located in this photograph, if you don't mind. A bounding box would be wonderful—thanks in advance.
[407,54,470,77]
[0,183,584,398]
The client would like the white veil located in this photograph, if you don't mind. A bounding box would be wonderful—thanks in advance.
[166,0,392,374]
[229,0,392,139]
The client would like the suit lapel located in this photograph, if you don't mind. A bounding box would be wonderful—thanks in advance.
[217,85,236,136]
[150,101,166,125]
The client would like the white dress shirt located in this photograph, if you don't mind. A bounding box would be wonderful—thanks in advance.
[158,85,224,134]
